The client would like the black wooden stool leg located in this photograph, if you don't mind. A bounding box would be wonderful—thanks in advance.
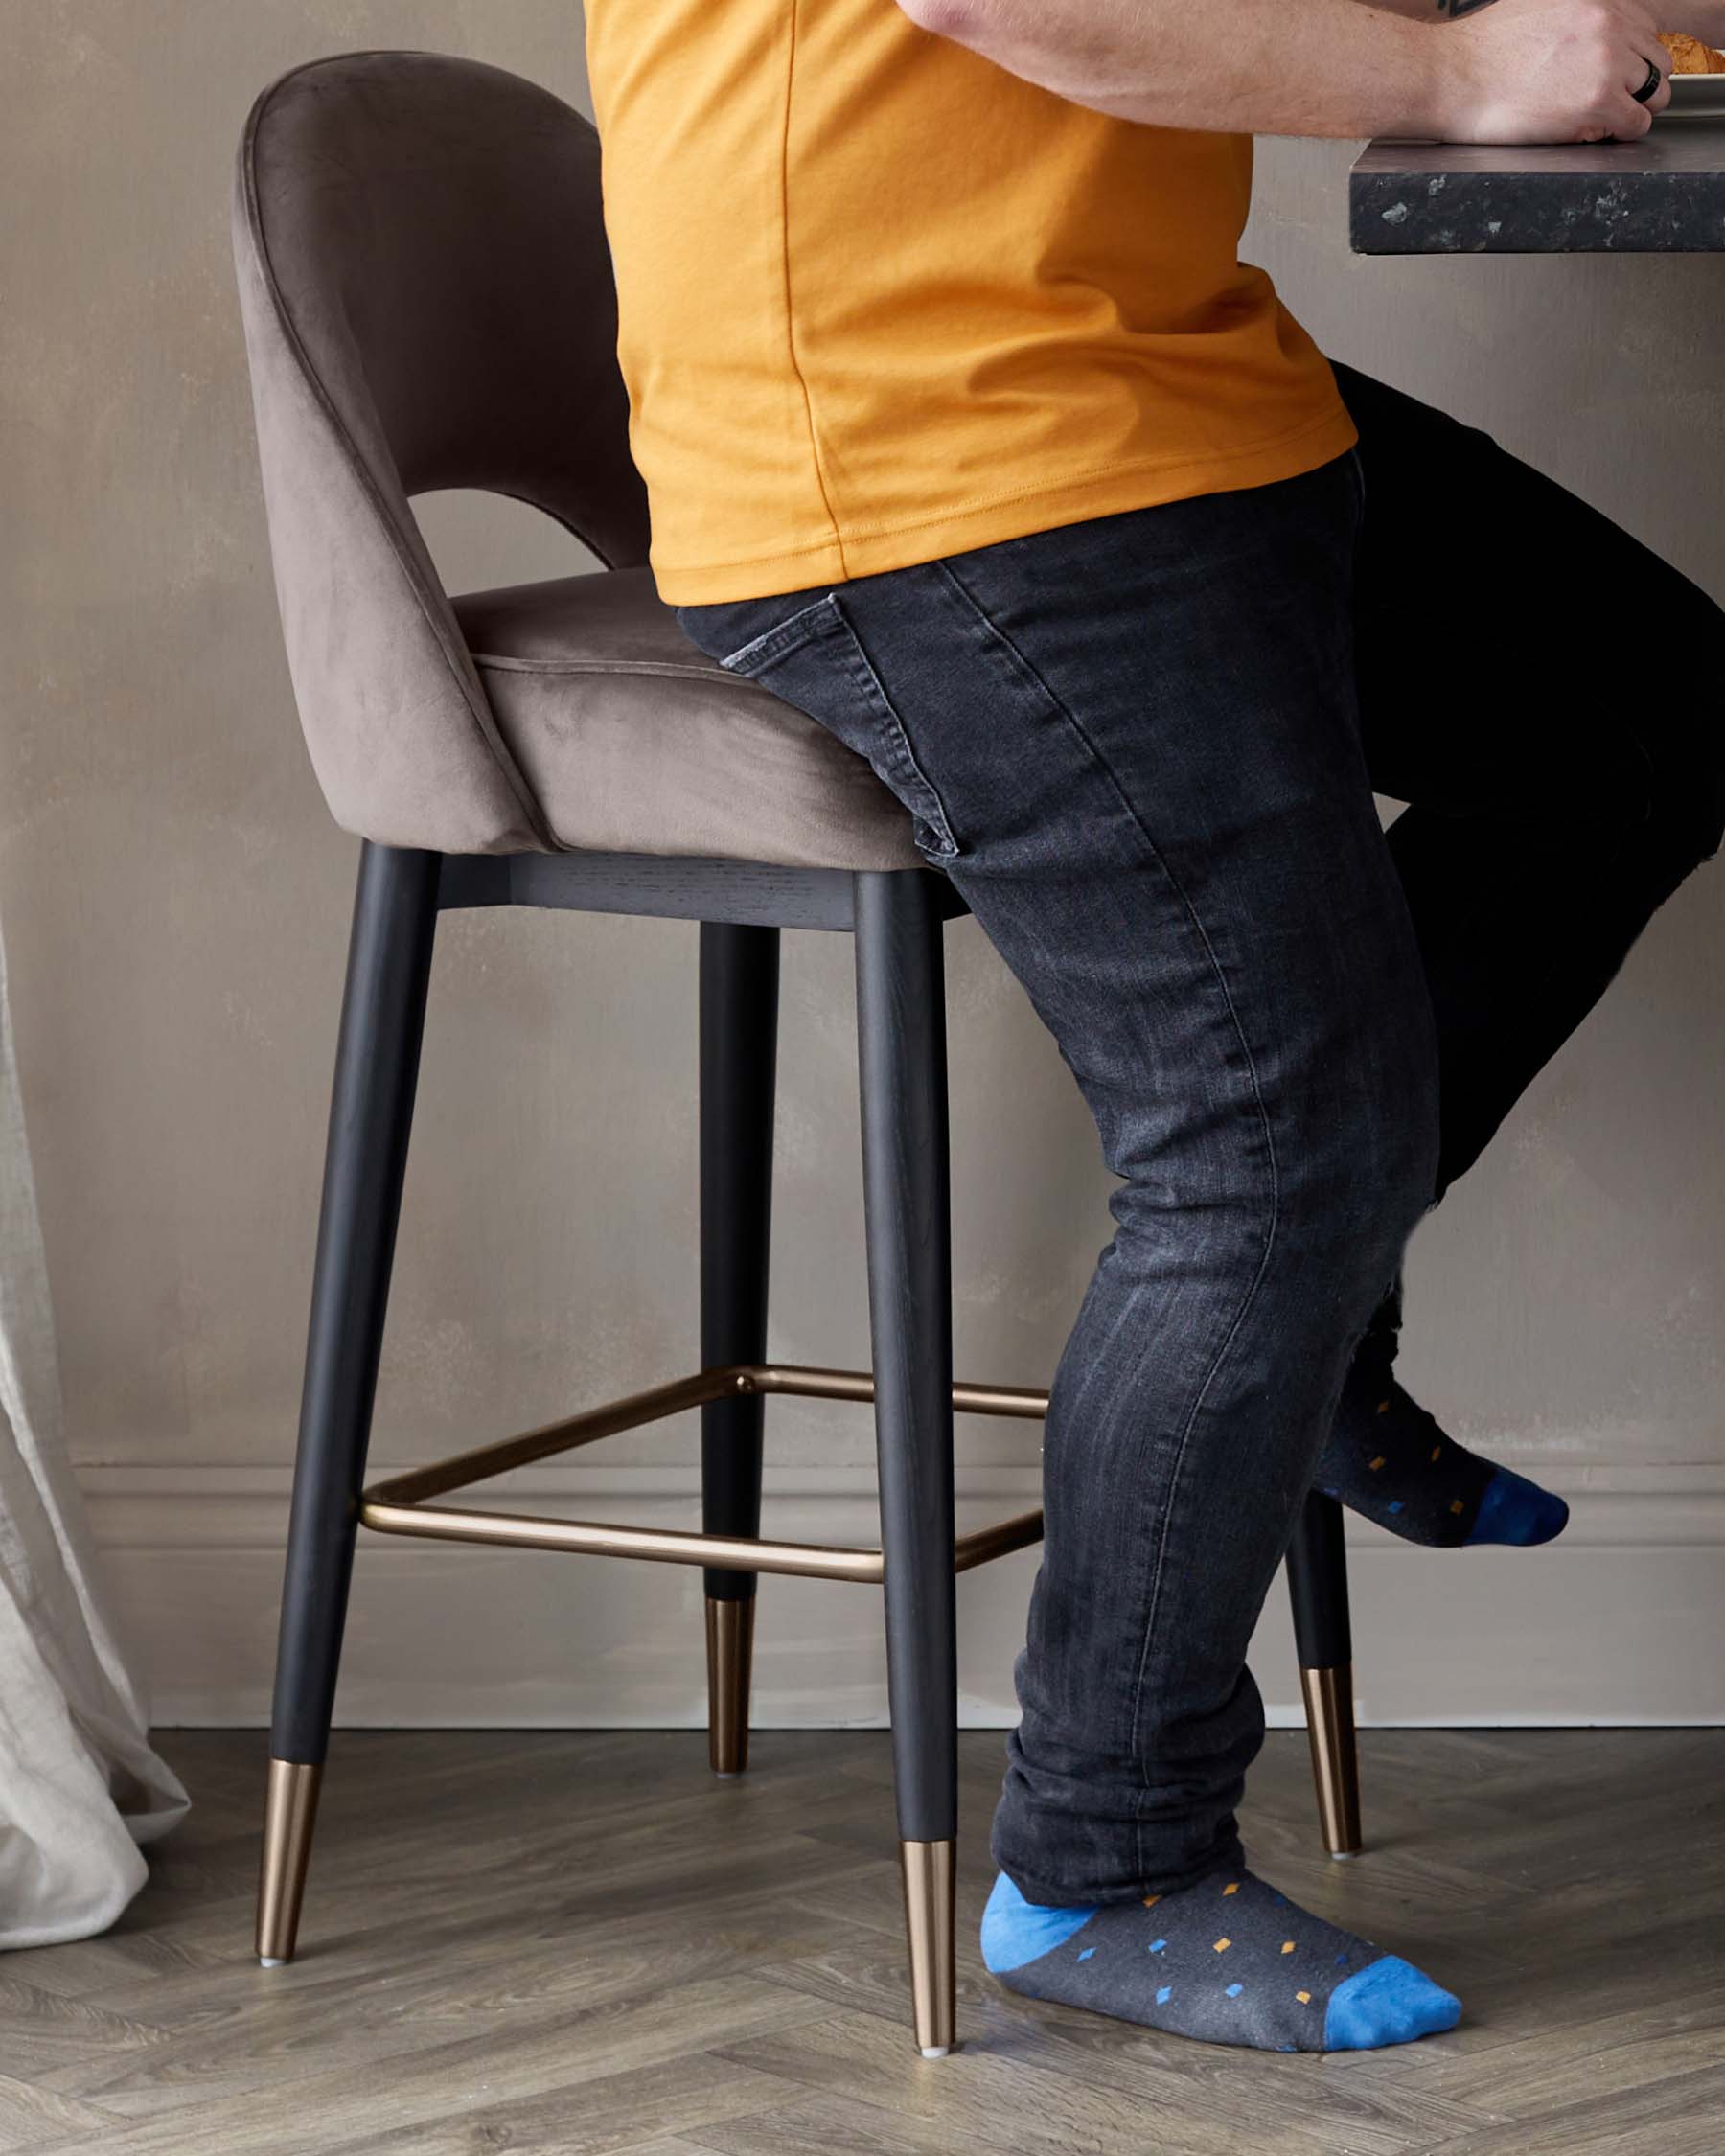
[853,869,958,2057]
[257,841,441,1965]
[699,922,780,1776]
[1285,1489,1364,1857]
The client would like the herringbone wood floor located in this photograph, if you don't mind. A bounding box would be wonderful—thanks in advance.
[3,1728,1722,2153]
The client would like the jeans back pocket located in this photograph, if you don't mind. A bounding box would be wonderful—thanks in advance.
[712,594,962,864]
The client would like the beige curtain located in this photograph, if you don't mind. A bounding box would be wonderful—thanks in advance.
[0,921,188,1948]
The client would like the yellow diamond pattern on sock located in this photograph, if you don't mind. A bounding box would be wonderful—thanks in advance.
[1223,1883,1239,1896]
[1281,1940,1295,1953]
[1297,1990,1312,2004]
[1214,1938,1231,1952]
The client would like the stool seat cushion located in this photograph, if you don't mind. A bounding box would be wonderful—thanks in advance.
[449,567,922,872]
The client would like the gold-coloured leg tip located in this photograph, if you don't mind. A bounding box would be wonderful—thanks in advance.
[256,1757,324,1965]
[1300,1663,1363,1857]
[900,1838,956,2056]
[705,1595,755,1778]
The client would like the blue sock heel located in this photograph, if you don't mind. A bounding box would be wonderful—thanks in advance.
[980,1871,1097,1974]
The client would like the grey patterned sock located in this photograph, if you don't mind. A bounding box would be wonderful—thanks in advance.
[981,1865,1460,2053]
[1317,1280,1568,1548]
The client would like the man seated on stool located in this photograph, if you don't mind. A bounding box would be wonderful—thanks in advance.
[584,0,1725,2053]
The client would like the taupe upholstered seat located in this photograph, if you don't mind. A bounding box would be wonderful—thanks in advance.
[230,47,917,870]
[450,568,919,870]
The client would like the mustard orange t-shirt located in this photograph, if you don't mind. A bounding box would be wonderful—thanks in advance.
[584,2,1356,604]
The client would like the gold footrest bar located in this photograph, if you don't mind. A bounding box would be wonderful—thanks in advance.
[359,1362,1047,1585]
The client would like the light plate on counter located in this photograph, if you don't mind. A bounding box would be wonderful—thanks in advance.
[1664,74,1725,117]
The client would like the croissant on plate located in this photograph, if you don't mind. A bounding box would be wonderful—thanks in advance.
[1657,31,1725,71]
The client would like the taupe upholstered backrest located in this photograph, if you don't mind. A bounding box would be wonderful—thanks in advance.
[232,50,651,853]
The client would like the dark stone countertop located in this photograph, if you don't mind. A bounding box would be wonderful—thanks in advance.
[1350,120,1725,253]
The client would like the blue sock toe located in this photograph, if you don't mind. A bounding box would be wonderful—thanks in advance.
[1467,1466,1570,1548]
[1324,1956,1461,2051]
[980,1872,1098,1975]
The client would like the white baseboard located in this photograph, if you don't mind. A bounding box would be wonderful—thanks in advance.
[81,1459,1725,1730]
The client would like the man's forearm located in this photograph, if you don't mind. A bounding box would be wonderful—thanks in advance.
[898,0,1455,139]
[898,0,1669,146]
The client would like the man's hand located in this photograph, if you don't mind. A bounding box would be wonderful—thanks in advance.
[1441,0,1672,141]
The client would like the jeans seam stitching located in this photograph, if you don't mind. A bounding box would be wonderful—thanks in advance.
[933,555,1283,1885]
[829,597,961,860]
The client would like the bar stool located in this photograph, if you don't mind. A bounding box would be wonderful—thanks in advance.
[230,49,1361,2058]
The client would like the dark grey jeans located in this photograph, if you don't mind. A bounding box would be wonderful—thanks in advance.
[677,364,1725,1905]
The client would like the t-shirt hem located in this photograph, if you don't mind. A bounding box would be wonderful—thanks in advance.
[652,401,1360,605]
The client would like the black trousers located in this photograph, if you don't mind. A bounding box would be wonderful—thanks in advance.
[1335,361,1725,1197]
